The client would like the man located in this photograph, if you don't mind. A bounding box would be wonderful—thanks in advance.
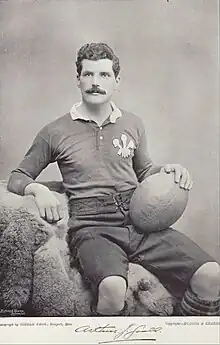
[8,42,220,316]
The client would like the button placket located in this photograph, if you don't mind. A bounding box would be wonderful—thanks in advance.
[95,128,100,150]
[96,126,104,149]
[99,126,103,140]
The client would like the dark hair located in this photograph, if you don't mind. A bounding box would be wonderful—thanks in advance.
[76,42,120,78]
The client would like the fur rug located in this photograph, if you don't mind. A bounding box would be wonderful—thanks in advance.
[0,180,176,316]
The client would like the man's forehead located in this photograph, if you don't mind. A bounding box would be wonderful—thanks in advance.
[81,59,114,72]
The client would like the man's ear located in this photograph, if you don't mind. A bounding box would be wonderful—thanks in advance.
[115,75,121,90]
[76,75,80,88]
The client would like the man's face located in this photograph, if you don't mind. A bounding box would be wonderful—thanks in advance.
[77,59,120,105]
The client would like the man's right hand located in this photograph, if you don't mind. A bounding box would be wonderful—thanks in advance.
[24,183,64,223]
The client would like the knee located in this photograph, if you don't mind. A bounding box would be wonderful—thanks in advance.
[190,262,220,297]
[98,276,127,313]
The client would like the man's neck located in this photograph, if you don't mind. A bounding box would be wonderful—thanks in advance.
[78,101,113,126]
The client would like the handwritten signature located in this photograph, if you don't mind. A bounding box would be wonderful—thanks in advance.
[75,323,162,344]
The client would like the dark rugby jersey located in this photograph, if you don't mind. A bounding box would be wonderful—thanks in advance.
[8,105,161,199]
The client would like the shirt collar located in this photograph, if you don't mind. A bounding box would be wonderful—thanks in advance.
[70,101,122,124]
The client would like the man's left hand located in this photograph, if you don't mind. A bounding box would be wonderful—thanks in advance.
[160,164,193,190]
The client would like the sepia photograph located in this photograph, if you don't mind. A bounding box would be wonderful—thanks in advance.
[0,0,219,344]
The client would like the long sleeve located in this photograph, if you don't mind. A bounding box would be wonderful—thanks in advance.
[7,133,55,195]
[133,129,162,183]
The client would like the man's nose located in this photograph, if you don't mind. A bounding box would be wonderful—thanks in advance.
[92,75,100,86]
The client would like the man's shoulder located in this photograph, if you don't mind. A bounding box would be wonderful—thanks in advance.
[119,108,145,128]
[42,113,71,130]
[39,113,71,137]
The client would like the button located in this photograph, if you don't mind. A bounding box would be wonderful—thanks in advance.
[100,136,103,140]
[100,126,103,130]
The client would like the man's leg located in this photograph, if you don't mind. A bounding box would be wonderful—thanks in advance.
[179,261,220,316]
[129,227,220,316]
[68,227,129,316]
[96,276,127,315]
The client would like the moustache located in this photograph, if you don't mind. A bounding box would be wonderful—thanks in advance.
[86,87,106,95]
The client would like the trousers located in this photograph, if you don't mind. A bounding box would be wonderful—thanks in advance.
[67,189,214,300]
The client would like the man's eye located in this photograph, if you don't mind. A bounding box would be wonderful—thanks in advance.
[101,73,110,77]
[84,72,92,77]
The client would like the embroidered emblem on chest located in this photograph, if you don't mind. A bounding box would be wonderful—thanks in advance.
[112,134,135,158]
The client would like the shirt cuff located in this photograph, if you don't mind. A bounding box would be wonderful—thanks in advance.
[7,171,35,196]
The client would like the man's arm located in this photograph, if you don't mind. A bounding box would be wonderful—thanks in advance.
[7,133,54,195]
[132,125,193,190]
[7,132,64,223]
[132,128,162,183]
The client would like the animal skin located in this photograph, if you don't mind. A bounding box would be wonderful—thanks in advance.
[0,181,176,316]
